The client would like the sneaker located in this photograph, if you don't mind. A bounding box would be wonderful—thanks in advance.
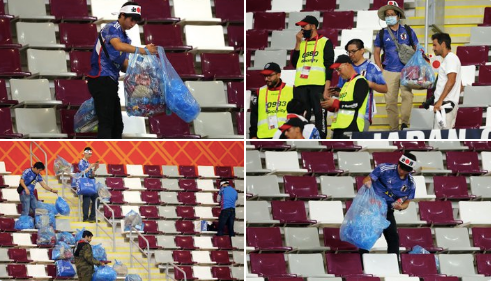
[401,123,408,130]
[88,218,96,223]
[83,219,88,222]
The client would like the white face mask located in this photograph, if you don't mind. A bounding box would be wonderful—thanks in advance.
[385,16,398,26]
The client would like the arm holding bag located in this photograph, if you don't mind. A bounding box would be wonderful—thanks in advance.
[401,45,436,89]
[340,185,390,250]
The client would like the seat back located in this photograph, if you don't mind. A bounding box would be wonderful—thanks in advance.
[201,53,242,79]
[122,111,149,136]
[184,25,228,49]
[253,12,286,31]
[16,22,57,46]
[287,11,321,29]
[227,25,243,51]
[434,176,469,199]
[283,175,319,198]
[455,107,483,129]
[166,52,199,77]
[0,108,16,136]
[398,227,437,250]
[193,112,235,137]
[179,166,197,178]
[90,0,126,21]
[246,29,269,50]
[173,0,214,19]
[162,166,180,177]
[418,201,456,223]
[7,264,28,278]
[249,253,288,277]
[185,81,228,107]
[412,151,446,171]
[69,51,92,76]
[270,29,298,50]
[247,227,284,249]
[322,227,358,250]
[247,175,281,197]
[339,0,369,10]
[149,113,195,138]
[138,0,173,21]
[284,227,321,248]
[309,201,344,224]
[288,253,328,276]
[439,254,477,276]
[401,253,438,276]
[49,0,93,19]
[301,151,337,173]
[459,201,491,224]
[246,201,274,223]
[394,202,422,224]
[472,228,491,250]
[8,0,48,18]
[0,18,15,45]
[246,0,271,12]
[215,0,243,22]
[435,228,473,249]
[470,176,491,198]
[409,108,435,129]
[0,49,27,74]
[265,151,302,171]
[323,11,354,30]
[446,151,482,173]
[143,24,185,47]
[372,152,403,167]
[26,49,70,75]
[55,79,91,106]
[326,253,363,276]
[14,108,61,134]
[252,49,287,69]
[320,176,355,198]
[340,29,374,52]
[456,46,489,66]
[337,152,371,173]
[363,254,401,276]
[10,79,51,102]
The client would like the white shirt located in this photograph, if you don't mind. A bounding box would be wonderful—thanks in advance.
[434,52,462,105]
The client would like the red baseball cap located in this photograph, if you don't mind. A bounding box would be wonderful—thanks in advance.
[260,62,282,76]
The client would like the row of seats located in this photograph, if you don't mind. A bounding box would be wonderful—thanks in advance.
[137,235,243,251]
[247,200,491,226]
[246,0,406,13]
[155,249,243,265]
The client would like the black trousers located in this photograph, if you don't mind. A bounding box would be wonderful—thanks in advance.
[217,208,235,236]
[87,77,124,139]
[359,208,400,257]
[293,85,327,139]
[82,193,99,221]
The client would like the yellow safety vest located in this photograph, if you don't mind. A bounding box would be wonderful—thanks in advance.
[331,75,368,131]
[257,84,294,138]
[294,36,328,86]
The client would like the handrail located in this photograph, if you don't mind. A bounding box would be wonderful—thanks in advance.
[29,142,48,183]
[95,197,116,251]
[165,263,187,281]
[129,228,151,281]
[59,171,79,215]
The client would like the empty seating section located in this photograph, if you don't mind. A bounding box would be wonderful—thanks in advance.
[0,0,243,139]
[247,141,491,279]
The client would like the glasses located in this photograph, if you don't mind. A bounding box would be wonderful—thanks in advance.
[346,49,359,55]
[263,73,277,78]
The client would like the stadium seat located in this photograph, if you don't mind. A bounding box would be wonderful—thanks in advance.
[7,0,54,20]
[138,0,178,23]
[394,141,433,151]
[318,27,339,47]
[400,253,440,277]
[320,176,355,199]
[249,253,295,277]
[308,201,344,225]
[392,202,425,226]
[211,236,231,250]
[475,254,491,276]
[179,166,197,178]
[301,152,344,175]
[470,176,491,199]
[264,151,308,174]
[139,206,159,219]
[186,81,235,108]
[356,11,387,30]
[139,235,161,250]
[0,79,18,106]
[197,166,217,179]
[0,232,15,246]
[284,227,330,251]
[246,70,264,91]
[162,166,181,178]
[90,0,126,21]
[109,191,125,204]
[177,192,197,205]
[214,166,233,179]
[399,228,442,252]
[435,228,480,252]
[162,179,180,191]
[173,0,220,24]
[108,164,128,177]
[55,79,91,107]
[246,0,271,12]
[446,151,487,175]
[156,236,178,249]
[234,167,244,179]
[469,27,491,46]
[14,108,68,138]
[106,178,126,190]
[323,11,355,30]
[178,179,199,191]
[269,0,302,12]
[126,164,146,177]
[340,29,375,52]
[175,221,196,234]
[459,201,491,226]
[160,192,180,205]
[143,24,191,51]
[173,250,193,264]
[184,25,234,52]
[247,227,291,251]
[7,264,31,279]
[104,205,123,219]
[455,107,483,129]
[174,266,196,280]
[227,82,244,109]
[288,253,334,277]
[143,166,162,178]
[418,201,462,226]
[16,22,64,49]
[456,46,489,66]
[155,250,173,264]
[363,254,407,277]
[0,18,21,48]
[249,49,287,70]
[325,253,366,277]
[472,228,491,251]
[200,53,243,81]
[49,0,96,21]
[247,175,287,198]
[246,150,270,174]
[0,108,22,138]
[26,49,76,77]
[227,25,244,52]
[283,175,327,199]
[143,178,163,191]
[121,112,157,139]
[0,49,31,77]
[480,7,491,26]
[246,30,269,51]
[337,152,372,174]
[439,254,482,277]
[0,249,11,262]
[269,29,298,51]
[322,227,358,251]
[211,266,233,279]
[287,11,321,29]
[339,0,370,10]
[303,0,336,11]
[148,113,200,139]
[253,12,286,31]
[412,151,451,174]
[246,201,280,224]
[407,108,435,130]
[13,233,35,247]
[8,248,31,263]
[141,191,160,205]
[473,66,491,86]
[165,52,204,80]
[9,79,60,106]
[193,112,242,139]
[372,152,403,167]
[215,0,243,23]
[433,175,476,200]
[68,50,92,77]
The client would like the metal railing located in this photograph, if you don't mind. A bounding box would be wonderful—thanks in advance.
[129,228,151,281]
[165,263,187,281]
[29,142,48,182]
[95,197,116,251]
[59,171,80,217]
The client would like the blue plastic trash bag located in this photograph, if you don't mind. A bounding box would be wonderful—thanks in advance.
[409,245,440,271]
[54,155,72,175]
[92,265,117,281]
[52,241,73,260]
[75,227,85,242]
[124,210,144,232]
[125,274,142,281]
[124,48,166,117]
[57,232,75,246]
[15,215,34,230]
[55,196,70,216]
[37,226,56,246]
[74,98,98,133]
[113,260,128,276]
[35,212,56,229]
[201,220,208,232]
[92,244,107,261]
[37,201,58,215]
[340,185,391,250]
[56,260,76,277]
[401,45,436,89]
[97,182,111,202]
[158,46,200,122]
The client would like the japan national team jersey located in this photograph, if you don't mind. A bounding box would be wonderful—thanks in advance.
[78,159,93,178]
[370,163,415,205]
[21,168,43,195]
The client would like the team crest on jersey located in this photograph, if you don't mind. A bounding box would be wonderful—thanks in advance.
[400,33,407,40]
[401,185,408,192]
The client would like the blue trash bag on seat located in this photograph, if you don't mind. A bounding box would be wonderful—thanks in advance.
[35,212,56,229]
[409,245,440,271]
[56,260,76,277]
[55,196,70,216]
[74,227,85,242]
[57,232,75,246]
[123,210,144,232]
[37,201,58,215]
[340,185,391,250]
[52,241,73,260]
[401,44,436,90]
[92,265,117,281]
[36,226,56,246]
[92,244,107,261]
[15,215,34,230]
[125,274,142,281]
[74,98,98,133]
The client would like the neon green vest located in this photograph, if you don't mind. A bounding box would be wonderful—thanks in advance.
[257,84,294,138]
[331,75,368,131]
[294,36,328,86]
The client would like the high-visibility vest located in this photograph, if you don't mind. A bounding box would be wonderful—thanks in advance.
[257,84,294,138]
[294,36,328,87]
[331,75,368,131]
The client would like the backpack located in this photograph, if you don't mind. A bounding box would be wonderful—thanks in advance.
[378,25,414,65]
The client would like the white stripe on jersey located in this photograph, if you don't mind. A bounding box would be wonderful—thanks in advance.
[95,38,101,55]
[380,164,397,172]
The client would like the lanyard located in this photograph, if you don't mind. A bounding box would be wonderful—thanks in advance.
[303,35,319,65]
[265,84,283,114]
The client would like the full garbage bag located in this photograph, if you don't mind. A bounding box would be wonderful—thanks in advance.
[54,155,72,175]
[74,98,98,133]
[113,260,128,276]
[92,243,107,261]
[401,45,436,89]
[55,196,70,216]
[92,265,117,281]
[124,210,144,232]
[15,215,34,230]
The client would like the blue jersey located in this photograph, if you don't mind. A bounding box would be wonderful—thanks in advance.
[88,21,131,81]
[338,60,386,123]
[21,168,43,195]
[370,163,415,205]
[78,159,93,178]
[219,186,238,209]
[374,25,419,72]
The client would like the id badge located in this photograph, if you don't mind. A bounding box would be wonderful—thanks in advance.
[300,66,311,79]
[268,115,278,130]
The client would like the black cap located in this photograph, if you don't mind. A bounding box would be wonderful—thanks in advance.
[295,15,319,28]
[279,117,305,132]
[260,62,282,75]
[330,55,353,69]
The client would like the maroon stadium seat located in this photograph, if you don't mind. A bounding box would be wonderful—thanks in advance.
[7,264,31,279]
[472,227,491,250]
[401,253,441,277]
[325,253,368,277]
[246,29,269,51]
[456,45,489,66]
[246,0,271,12]
[8,248,32,263]
[104,205,123,219]
[250,141,290,150]
[253,12,286,31]
[175,236,196,250]
[60,109,97,138]
[142,220,158,234]
[69,51,92,77]
[269,278,304,281]
[212,236,233,250]
[246,70,264,91]
[214,166,233,179]
[109,191,125,204]
[141,191,160,205]
[303,0,336,11]
[246,50,252,68]
[476,254,491,275]
[176,206,197,220]
[455,107,483,129]
[107,164,128,177]
[0,218,16,232]
[139,235,161,249]
[283,175,327,199]
[480,7,491,26]
[143,165,163,178]
[249,253,296,277]
[418,201,462,226]
[0,176,8,188]
[423,277,459,281]
[0,79,18,106]
[215,0,243,23]
[201,53,243,81]
[174,266,196,280]
[0,18,21,48]
[0,108,22,138]
[59,23,97,49]
[0,49,31,77]
[178,179,199,191]
[318,27,339,47]
[246,227,291,251]
[445,151,487,175]
[148,113,201,139]
[139,206,159,219]
[138,0,179,23]
[227,82,244,108]
[175,221,196,234]
[301,151,344,175]
[464,141,491,151]
[323,11,355,30]
[210,250,231,265]
[227,25,244,51]
[165,53,204,80]
[393,141,433,151]
[173,250,193,264]
[321,141,361,151]
[143,24,191,51]
[398,228,443,252]
[105,178,126,190]
[177,192,197,205]
[236,112,244,135]
[143,178,163,191]
[55,79,91,107]
[179,166,197,178]
[434,175,476,200]
[371,0,404,10]
[49,0,96,21]
[473,65,491,86]
[345,278,381,281]
[211,267,233,279]
[323,228,358,251]
[372,152,403,167]
[212,207,221,218]
[271,201,316,224]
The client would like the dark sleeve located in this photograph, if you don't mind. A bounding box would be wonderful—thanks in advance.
[339,79,369,110]
[291,50,300,68]
[82,244,102,266]
[324,39,334,81]
[249,93,259,138]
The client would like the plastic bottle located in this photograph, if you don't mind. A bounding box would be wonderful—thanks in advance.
[392,196,408,208]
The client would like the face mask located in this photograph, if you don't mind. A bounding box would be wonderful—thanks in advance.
[385,16,398,26]
[302,29,312,39]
